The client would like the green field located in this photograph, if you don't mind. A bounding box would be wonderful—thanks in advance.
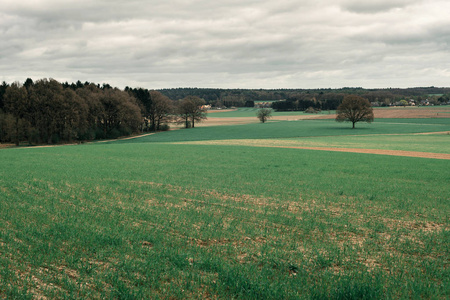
[117,118,450,143]
[207,108,335,118]
[1,119,449,299]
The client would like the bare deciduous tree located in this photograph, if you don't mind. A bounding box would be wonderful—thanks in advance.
[149,91,173,131]
[177,96,207,128]
[336,95,374,129]
[257,108,272,123]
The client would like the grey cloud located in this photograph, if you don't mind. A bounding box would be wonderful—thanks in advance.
[1,0,449,88]
[340,0,419,13]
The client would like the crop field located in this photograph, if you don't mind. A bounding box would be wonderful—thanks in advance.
[122,118,450,143]
[200,106,450,127]
[207,108,336,118]
[0,116,449,299]
[194,108,335,127]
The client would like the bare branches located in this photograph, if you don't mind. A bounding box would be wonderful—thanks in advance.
[257,108,272,123]
[336,95,374,128]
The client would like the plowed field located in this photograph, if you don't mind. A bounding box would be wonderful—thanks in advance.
[315,106,450,120]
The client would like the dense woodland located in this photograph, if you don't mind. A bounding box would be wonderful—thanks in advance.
[1,78,449,145]
[0,79,204,146]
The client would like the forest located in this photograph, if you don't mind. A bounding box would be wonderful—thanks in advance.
[158,86,450,108]
[0,79,173,146]
[1,78,449,145]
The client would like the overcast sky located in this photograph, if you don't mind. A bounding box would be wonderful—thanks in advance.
[1,0,449,89]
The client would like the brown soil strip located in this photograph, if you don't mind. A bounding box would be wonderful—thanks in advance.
[302,107,450,120]
[198,115,326,126]
[116,132,157,140]
[413,131,450,135]
[197,117,259,126]
[95,132,156,143]
[208,109,238,114]
[268,145,450,160]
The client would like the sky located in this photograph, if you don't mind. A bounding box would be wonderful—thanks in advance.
[1,0,449,89]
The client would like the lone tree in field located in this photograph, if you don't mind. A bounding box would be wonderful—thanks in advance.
[336,95,374,129]
[257,108,272,123]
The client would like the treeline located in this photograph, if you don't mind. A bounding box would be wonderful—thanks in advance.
[0,78,208,146]
[272,93,344,111]
[159,87,450,109]
[124,87,206,131]
[266,89,450,112]
[159,88,286,108]
[0,79,143,145]
[2,78,449,145]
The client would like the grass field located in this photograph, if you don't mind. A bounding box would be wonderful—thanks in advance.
[118,118,450,143]
[207,108,335,118]
[1,118,449,299]
[178,134,450,155]
[206,106,450,120]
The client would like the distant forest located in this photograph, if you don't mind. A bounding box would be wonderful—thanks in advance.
[1,78,449,146]
[159,86,450,109]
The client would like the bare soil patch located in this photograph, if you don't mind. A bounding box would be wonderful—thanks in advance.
[414,131,450,135]
[373,107,450,118]
[198,114,326,126]
[197,117,260,126]
[382,218,445,232]
[315,106,450,120]
[207,109,238,114]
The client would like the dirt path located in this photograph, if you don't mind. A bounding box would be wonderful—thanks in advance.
[95,132,156,142]
[6,132,157,149]
[268,146,450,160]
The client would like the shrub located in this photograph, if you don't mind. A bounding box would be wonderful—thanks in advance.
[305,106,321,113]
[159,124,170,131]
[107,128,121,139]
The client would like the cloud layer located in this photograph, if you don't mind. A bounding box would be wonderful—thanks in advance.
[1,0,449,88]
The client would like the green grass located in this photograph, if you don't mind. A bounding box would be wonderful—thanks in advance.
[1,119,449,299]
[374,118,450,125]
[116,119,450,143]
[208,107,335,118]
[375,105,450,110]
[181,133,450,154]
[284,134,450,153]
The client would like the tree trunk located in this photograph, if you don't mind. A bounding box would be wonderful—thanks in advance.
[152,118,156,131]
[15,117,19,146]
[352,122,355,129]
